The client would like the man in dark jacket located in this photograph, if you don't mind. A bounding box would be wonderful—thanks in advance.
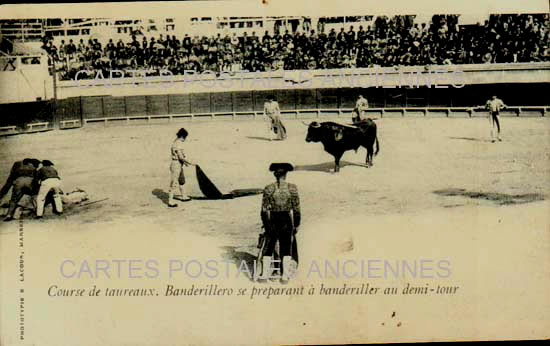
[0,158,40,202]
[4,159,40,221]
[258,163,301,283]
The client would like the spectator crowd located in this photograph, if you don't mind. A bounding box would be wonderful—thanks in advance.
[38,14,549,81]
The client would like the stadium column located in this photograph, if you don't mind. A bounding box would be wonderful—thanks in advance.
[51,63,59,129]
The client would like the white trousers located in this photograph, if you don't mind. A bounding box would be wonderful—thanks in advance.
[168,161,188,204]
[36,178,63,216]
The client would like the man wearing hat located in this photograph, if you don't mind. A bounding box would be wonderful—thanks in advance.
[258,163,301,283]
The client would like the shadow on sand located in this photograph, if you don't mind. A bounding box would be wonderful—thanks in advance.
[294,160,367,173]
[152,188,200,205]
[220,246,259,282]
[449,136,490,142]
[433,188,545,205]
[152,188,263,204]
[245,136,273,142]
[152,189,170,206]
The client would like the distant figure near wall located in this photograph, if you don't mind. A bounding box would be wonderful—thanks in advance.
[263,95,287,141]
[484,95,507,142]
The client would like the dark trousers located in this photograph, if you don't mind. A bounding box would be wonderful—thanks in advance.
[7,177,34,218]
[0,176,15,201]
[262,212,293,258]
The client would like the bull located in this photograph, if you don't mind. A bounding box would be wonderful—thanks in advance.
[305,120,379,172]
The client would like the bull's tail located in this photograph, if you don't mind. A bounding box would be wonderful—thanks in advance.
[375,136,380,156]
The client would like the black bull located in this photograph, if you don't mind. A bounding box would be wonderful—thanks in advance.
[305,120,380,172]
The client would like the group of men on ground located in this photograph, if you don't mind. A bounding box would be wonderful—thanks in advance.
[0,158,63,222]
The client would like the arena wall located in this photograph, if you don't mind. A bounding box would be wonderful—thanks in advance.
[1,63,549,132]
[53,83,548,121]
[56,62,550,99]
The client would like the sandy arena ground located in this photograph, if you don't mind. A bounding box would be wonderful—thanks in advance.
[0,116,549,345]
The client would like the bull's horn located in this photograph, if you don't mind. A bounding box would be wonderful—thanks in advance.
[301,121,310,126]
[311,122,321,127]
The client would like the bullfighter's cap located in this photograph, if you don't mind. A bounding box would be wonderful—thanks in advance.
[23,158,41,167]
[269,163,294,172]
[176,127,188,138]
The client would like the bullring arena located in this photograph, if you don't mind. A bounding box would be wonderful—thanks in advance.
[3,113,550,221]
[1,112,549,343]
[1,10,549,344]
[1,114,549,266]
